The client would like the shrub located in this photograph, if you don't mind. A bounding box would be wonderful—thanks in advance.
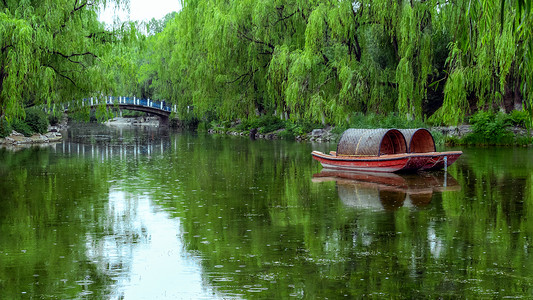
[197,121,208,132]
[48,113,59,126]
[508,109,530,128]
[47,108,64,126]
[25,108,49,134]
[12,119,34,137]
[344,112,427,130]
[430,130,444,148]
[466,111,513,145]
[0,117,12,138]
[122,109,145,118]
[235,119,255,131]
[237,115,285,134]
[278,128,296,139]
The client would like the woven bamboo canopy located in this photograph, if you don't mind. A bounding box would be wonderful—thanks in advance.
[336,129,407,156]
[399,128,436,153]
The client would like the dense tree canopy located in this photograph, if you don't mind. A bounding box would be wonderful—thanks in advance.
[129,0,532,126]
[0,0,128,121]
[1,0,532,127]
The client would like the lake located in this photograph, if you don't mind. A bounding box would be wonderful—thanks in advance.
[1,124,532,298]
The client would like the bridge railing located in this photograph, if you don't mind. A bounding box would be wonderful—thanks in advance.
[67,96,175,113]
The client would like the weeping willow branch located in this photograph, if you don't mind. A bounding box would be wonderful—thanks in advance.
[237,30,275,52]
[52,51,97,67]
[52,51,98,59]
[272,6,299,26]
[54,0,96,37]
[226,68,258,85]
[45,64,78,88]
[1,44,13,53]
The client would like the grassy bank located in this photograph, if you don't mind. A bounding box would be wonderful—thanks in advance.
[198,110,533,147]
[445,110,532,146]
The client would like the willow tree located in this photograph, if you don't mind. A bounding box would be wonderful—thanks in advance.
[154,0,444,124]
[0,0,128,121]
[431,0,533,125]
[141,0,532,126]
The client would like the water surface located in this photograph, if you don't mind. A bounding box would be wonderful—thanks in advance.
[1,124,533,298]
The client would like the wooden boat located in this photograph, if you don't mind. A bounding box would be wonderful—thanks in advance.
[311,150,412,173]
[312,129,410,172]
[407,151,463,171]
[311,128,462,173]
[399,128,462,171]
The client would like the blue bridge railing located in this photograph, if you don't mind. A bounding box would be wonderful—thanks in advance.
[72,96,175,113]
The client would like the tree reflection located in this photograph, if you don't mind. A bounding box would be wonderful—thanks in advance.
[2,132,533,298]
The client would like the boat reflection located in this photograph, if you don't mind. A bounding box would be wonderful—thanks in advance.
[313,169,460,210]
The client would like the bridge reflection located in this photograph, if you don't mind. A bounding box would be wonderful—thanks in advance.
[52,139,173,161]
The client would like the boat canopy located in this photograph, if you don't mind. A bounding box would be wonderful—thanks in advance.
[399,128,436,153]
[336,129,407,156]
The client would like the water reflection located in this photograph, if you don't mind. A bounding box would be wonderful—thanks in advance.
[2,126,533,298]
[52,140,171,161]
[313,170,460,210]
[85,188,219,299]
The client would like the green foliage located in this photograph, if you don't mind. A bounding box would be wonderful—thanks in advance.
[177,115,200,129]
[48,113,60,126]
[197,121,209,132]
[508,110,531,128]
[333,112,428,134]
[0,117,12,138]
[279,120,321,139]
[257,117,285,134]
[129,0,532,128]
[0,0,130,121]
[466,111,513,145]
[430,130,445,148]
[1,0,531,130]
[25,108,49,134]
[12,120,33,137]
[121,110,146,118]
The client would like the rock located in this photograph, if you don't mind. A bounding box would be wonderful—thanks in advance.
[31,134,49,143]
[249,128,258,139]
[1,130,62,146]
[432,125,472,137]
[45,132,62,142]
[311,129,324,137]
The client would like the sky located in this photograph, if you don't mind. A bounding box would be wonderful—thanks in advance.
[99,0,182,24]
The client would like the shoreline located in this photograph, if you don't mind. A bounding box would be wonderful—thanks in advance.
[207,124,533,145]
[2,119,531,148]
[0,130,63,147]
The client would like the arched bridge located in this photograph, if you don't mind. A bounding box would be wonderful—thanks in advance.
[67,96,176,126]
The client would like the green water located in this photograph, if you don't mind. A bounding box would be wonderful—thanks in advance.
[1,124,533,299]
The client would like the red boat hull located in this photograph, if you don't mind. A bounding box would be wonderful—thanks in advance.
[418,151,462,170]
[311,151,462,173]
[311,151,411,173]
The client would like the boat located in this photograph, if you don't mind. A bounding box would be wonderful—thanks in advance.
[399,128,462,171]
[311,128,462,173]
[311,128,411,172]
[311,150,412,173]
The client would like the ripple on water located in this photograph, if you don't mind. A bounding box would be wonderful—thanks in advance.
[212,277,234,282]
